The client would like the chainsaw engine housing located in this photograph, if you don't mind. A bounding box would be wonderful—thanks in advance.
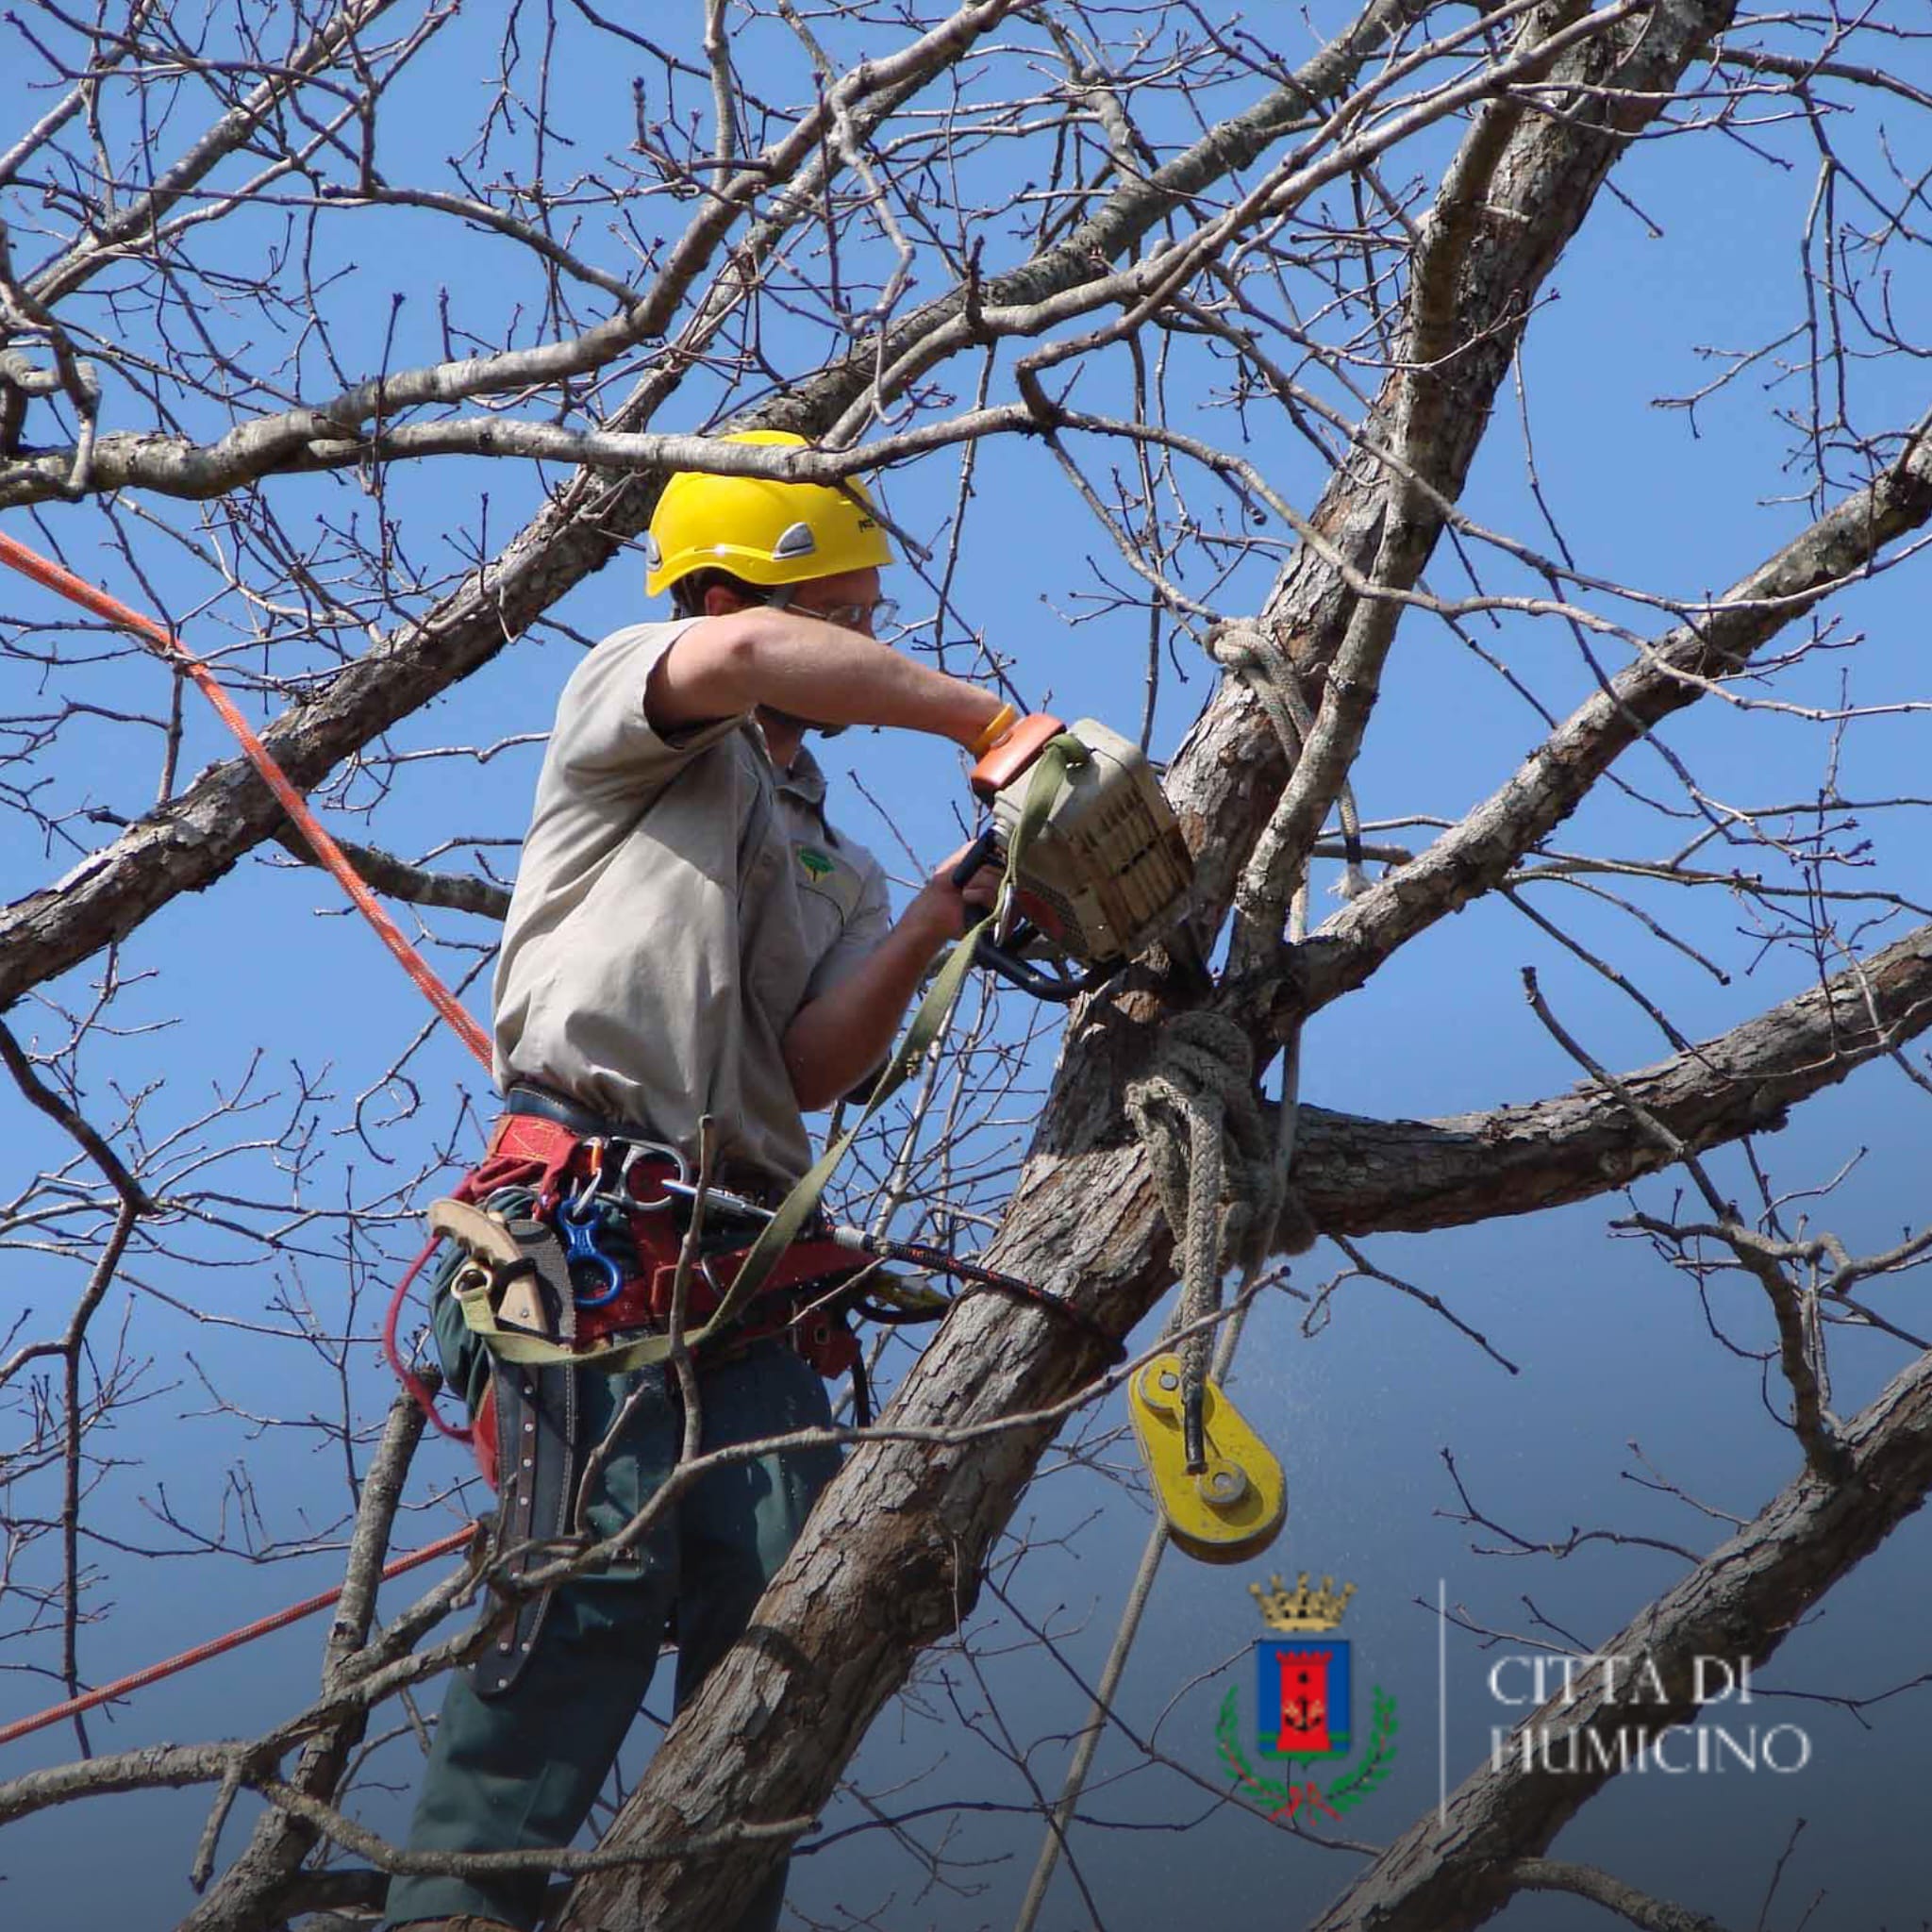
[989,718,1193,966]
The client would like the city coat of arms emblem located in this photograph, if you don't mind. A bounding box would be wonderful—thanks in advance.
[1216,1572,1398,1821]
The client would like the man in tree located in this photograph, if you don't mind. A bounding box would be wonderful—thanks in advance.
[384,430,1011,1932]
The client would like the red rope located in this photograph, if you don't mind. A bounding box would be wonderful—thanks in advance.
[383,1236,474,1444]
[0,1524,478,1751]
[0,530,495,1071]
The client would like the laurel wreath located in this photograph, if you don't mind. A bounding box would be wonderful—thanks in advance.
[1215,1685,1399,1819]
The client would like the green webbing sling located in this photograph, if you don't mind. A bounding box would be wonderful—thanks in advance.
[458,733,1090,1373]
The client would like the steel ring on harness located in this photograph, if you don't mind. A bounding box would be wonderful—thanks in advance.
[558,1194,625,1307]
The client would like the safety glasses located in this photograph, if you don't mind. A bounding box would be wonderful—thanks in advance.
[761,586,901,635]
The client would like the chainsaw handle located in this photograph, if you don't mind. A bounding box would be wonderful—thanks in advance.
[949,824,1002,891]
[951,825,1105,1001]
[972,931,1110,1003]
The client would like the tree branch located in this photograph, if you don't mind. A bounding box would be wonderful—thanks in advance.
[1307,1342,1932,1930]
[271,825,511,921]
[1298,415,1932,1015]
[1508,1857,1732,1931]
[1289,911,1932,1239]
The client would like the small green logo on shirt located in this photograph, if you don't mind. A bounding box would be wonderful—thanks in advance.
[797,845,837,881]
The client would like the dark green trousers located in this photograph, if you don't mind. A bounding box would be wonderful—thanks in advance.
[385,1309,841,1931]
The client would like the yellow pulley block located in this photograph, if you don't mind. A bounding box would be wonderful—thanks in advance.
[1126,1353,1286,1564]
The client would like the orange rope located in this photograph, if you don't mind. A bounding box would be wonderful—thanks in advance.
[0,537,493,1654]
[0,530,494,1070]
[0,1524,478,1750]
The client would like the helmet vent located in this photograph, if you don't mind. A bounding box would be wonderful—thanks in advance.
[772,521,818,560]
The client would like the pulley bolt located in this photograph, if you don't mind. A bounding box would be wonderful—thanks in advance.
[1197,1463,1248,1508]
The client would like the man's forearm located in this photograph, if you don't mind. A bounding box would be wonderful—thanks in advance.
[782,908,961,1112]
[649,608,1003,746]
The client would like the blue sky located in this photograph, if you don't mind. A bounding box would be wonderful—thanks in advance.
[4,5,1932,1927]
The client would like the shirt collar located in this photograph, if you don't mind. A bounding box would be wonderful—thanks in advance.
[775,741,828,811]
[742,725,836,837]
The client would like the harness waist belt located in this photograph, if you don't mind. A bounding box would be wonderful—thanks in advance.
[504,1079,656,1142]
[504,1081,787,1203]
[440,1108,865,1382]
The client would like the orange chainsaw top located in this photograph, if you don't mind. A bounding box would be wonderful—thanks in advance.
[491,620,892,1187]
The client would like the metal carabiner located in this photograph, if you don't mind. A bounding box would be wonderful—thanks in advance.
[557,1194,625,1307]
[564,1136,611,1218]
[617,1138,690,1212]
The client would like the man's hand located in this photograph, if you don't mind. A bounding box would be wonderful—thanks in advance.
[898,839,1003,953]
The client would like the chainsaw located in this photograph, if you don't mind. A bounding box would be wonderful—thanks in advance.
[955,714,1196,1002]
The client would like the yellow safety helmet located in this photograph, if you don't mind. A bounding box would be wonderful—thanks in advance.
[644,428,895,597]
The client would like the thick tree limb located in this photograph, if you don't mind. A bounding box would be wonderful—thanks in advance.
[1295,913,1932,1237]
[557,6,1766,1924]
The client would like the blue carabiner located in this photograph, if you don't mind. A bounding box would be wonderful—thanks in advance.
[558,1196,625,1307]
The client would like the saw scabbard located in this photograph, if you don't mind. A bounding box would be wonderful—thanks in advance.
[475,1356,581,1698]
[425,1197,589,1698]
[428,1196,575,1344]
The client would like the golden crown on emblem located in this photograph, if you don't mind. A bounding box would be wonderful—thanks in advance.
[1250,1573,1357,1633]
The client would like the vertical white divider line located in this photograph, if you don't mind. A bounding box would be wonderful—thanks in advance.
[1438,1577,1448,1825]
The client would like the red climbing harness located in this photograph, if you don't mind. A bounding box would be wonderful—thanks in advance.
[383,1102,872,1465]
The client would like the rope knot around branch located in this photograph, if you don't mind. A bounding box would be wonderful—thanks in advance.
[1126,1011,1279,1287]
[1125,1011,1315,1466]
[1208,619,1371,915]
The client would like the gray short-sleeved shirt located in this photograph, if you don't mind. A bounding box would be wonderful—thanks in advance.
[491,619,893,1186]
